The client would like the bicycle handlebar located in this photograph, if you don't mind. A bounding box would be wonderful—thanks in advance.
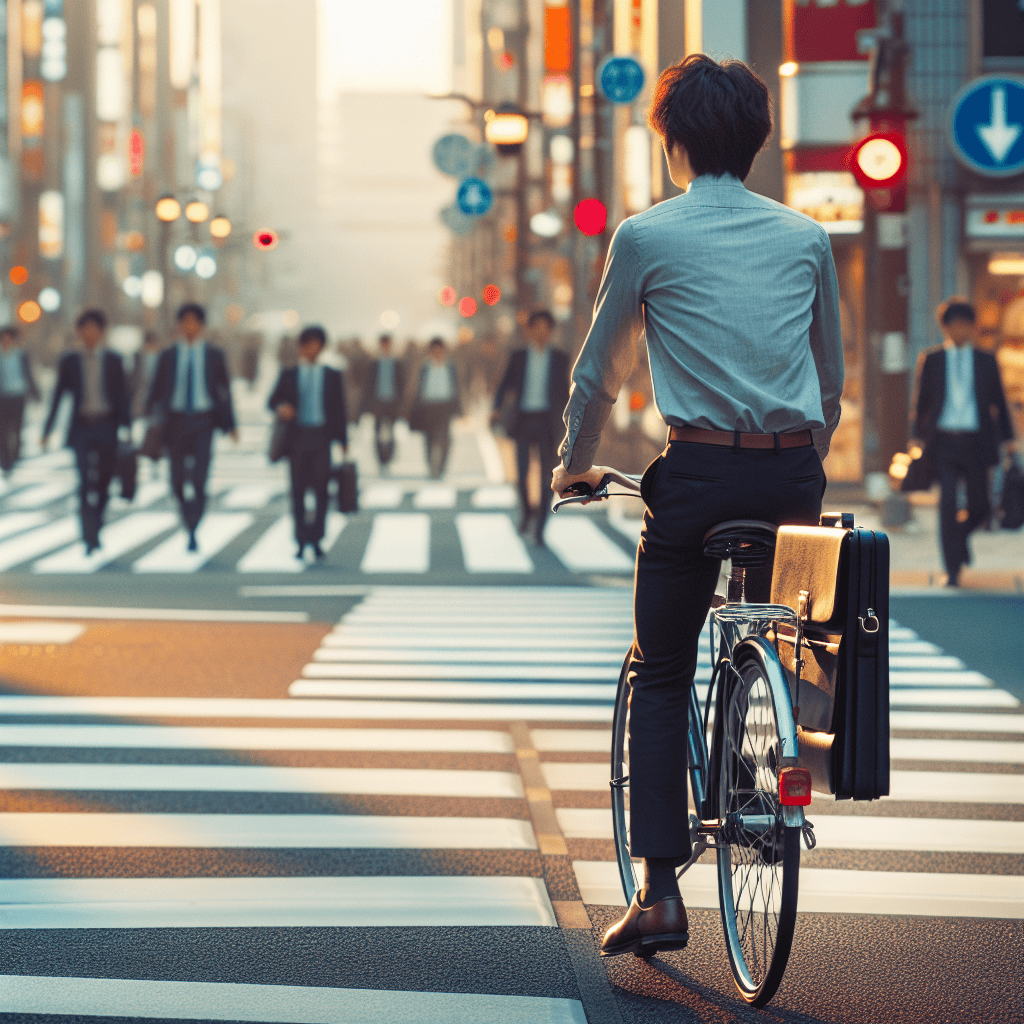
[551,468,643,513]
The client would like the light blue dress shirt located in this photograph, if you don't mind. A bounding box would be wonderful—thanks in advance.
[0,349,27,396]
[560,174,845,471]
[521,346,551,412]
[297,362,325,426]
[937,344,979,432]
[171,341,212,413]
[376,358,396,402]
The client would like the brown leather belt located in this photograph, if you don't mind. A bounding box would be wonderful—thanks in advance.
[669,425,814,449]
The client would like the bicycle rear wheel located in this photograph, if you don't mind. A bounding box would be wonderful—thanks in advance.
[716,637,801,1007]
[610,651,638,906]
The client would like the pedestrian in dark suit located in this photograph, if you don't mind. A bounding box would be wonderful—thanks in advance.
[361,333,405,470]
[130,331,164,420]
[0,325,41,475]
[492,310,570,544]
[146,303,237,551]
[268,324,348,560]
[913,299,1014,586]
[410,337,461,479]
[41,309,130,553]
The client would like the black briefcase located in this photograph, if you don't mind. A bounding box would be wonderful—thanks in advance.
[116,442,138,501]
[770,515,890,801]
[332,461,358,513]
[999,458,1024,530]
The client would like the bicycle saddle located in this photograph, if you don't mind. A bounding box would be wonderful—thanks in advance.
[702,520,778,567]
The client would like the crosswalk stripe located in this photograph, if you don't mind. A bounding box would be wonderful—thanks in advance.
[0,763,524,798]
[0,876,556,930]
[8,479,77,508]
[360,483,404,509]
[302,661,621,681]
[890,655,966,669]
[0,976,588,1024]
[888,641,943,654]
[0,516,80,571]
[0,812,538,849]
[0,622,85,643]
[471,484,517,508]
[889,711,1024,732]
[129,480,170,507]
[237,512,347,572]
[221,482,286,509]
[322,633,631,651]
[454,513,533,573]
[289,680,619,701]
[0,511,47,539]
[132,513,255,572]
[0,724,514,752]
[32,512,178,573]
[887,671,994,687]
[542,517,634,572]
[412,485,457,509]
[572,861,1024,919]
[342,609,633,625]
[329,625,636,641]
[888,688,1019,707]
[311,646,625,664]
[360,513,430,572]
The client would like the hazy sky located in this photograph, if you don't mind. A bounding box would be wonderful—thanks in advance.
[319,0,453,99]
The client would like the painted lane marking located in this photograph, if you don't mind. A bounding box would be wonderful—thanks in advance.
[412,485,457,509]
[0,516,80,571]
[0,622,84,644]
[0,604,308,622]
[304,661,624,681]
[360,513,430,573]
[0,511,47,540]
[289,680,619,701]
[32,512,178,573]
[133,513,255,572]
[454,513,533,573]
[359,483,405,509]
[471,484,517,508]
[237,512,346,573]
[542,517,634,572]
[220,482,287,509]
[7,479,77,509]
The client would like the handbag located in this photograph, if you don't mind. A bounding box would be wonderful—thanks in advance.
[115,441,138,501]
[332,460,358,513]
[999,457,1024,531]
[770,514,890,801]
[268,418,291,463]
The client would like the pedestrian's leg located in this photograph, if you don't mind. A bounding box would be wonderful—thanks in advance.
[514,434,531,532]
[962,453,992,561]
[311,441,331,545]
[288,452,306,549]
[73,437,94,545]
[435,419,451,477]
[188,426,214,534]
[533,423,559,544]
[0,402,13,473]
[936,460,963,580]
[94,425,117,539]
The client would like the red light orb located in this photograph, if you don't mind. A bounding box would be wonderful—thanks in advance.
[9,265,28,285]
[458,296,477,317]
[850,133,907,191]
[482,284,501,306]
[128,129,145,177]
[574,198,607,236]
[253,229,279,251]
[438,286,457,306]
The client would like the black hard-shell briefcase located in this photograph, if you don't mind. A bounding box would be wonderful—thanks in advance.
[332,461,358,514]
[770,515,890,801]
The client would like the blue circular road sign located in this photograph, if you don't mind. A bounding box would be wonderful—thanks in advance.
[432,134,475,177]
[950,76,1024,177]
[456,177,492,217]
[439,203,475,236]
[598,56,645,104]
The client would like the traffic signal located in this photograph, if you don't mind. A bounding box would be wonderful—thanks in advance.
[482,284,501,305]
[574,198,607,236]
[253,229,279,251]
[850,132,907,191]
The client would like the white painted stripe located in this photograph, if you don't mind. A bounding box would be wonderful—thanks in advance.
[888,641,943,655]
[133,513,255,572]
[32,512,178,573]
[412,485,456,509]
[360,483,404,509]
[342,611,633,627]
[532,730,612,752]
[891,738,1023,763]
[0,516,80,571]
[0,976,588,1023]
[890,711,1024,733]
[0,813,537,850]
[360,513,429,573]
[476,429,507,484]
[0,603,309,623]
[323,633,632,651]
[221,482,286,509]
[330,626,636,642]
[559,810,1024,853]
[8,478,76,508]
[889,627,919,641]
[889,689,1019,708]
[471,484,517,509]
[237,513,346,573]
[289,680,618,701]
[311,647,624,665]
[130,480,170,507]
[238,584,630,601]
[889,655,966,670]
[0,622,84,644]
[455,513,533,573]
[303,661,619,681]
[572,860,1024,919]
[542,517,634,572]
[889,671,993,687]
[0,763,524,798]
[0,511,47,539]
[0,724,513,752]
[0,876,555,930]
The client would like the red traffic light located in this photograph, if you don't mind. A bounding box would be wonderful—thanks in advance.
[253,228,279,251]
[850,132,907,190]
[574,198,607,236]
[482,284,501,306]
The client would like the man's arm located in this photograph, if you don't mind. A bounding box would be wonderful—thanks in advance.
[145,351,168,417]
[988,352,1015,444]
[42,355,70,440]
[492,351,519,413]
[559,219,643,473]
[807,234,844,461]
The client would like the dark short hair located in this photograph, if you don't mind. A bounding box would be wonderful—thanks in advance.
[298,324,327,348]
[647,53,772,181]
[379,334,393,346]
[76,308,107,331]
[528,309,555,329]
[428,336,446,350]
[0,325,20,340]
[176,302,206,324]
[940,301,976,326]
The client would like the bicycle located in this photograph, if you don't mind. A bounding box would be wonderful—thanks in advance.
[553,470,815,1008]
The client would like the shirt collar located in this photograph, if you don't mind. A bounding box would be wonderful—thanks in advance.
[687,173,745,191]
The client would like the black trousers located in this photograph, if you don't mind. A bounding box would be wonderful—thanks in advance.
[931,431,990,577]
[514,411,559,533]
[166,412,215,533]
[71,416,117,546]
[289,425,331,545]
[0,395,26,472]
[419,404,454,479]
[372,401,400,467]
[628,440,826,859]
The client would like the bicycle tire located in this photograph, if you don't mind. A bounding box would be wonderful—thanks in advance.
[716,636,801,1007]
[610,650,638,906]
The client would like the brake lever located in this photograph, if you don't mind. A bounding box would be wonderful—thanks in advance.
[551,474,613,513]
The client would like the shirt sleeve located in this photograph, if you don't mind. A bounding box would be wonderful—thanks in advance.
[559,218,644,473]
[808,233,845,461]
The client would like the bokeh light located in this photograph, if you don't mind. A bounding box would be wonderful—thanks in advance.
[438,286,457,306]
[209,215,232,239]
[253,229,279,250]
[155,194,181,222]
[574,198,607,236]
[380,309,401,329]
[9,266,28,285]
[38,287,60,312]
[458,296,477,317]
[18,300,41,323]
[482,284,501,306]
[184,200,209,223]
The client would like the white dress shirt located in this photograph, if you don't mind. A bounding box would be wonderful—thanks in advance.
[937,344,979,432]
[297,362,325,426]
[171,341,212,413]
[80,347,110,416]
[421,361,455,403]
[520,346,551,412]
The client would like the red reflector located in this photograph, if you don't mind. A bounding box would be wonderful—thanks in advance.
[779,767,812,806]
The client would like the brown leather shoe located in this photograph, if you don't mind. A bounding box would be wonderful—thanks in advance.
[599,894,689,958]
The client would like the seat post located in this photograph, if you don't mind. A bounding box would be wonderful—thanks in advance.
[727,565,745,603]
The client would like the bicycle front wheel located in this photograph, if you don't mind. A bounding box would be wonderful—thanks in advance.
[716,637,801,1007]
[610,650,638,906]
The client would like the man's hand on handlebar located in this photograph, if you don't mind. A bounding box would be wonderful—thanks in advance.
[551,463,611,502]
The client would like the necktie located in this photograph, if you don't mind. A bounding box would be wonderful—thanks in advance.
[184,349,195,413]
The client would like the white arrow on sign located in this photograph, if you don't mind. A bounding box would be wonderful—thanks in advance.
[977,86,1023,163]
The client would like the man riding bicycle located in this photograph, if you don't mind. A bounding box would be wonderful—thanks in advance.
[551,54,843,957]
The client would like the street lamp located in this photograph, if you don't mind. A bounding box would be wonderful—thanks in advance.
[484,103,529,155]
[155,194,181,223]
[209,214,231,239]
[185,200,209,224]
